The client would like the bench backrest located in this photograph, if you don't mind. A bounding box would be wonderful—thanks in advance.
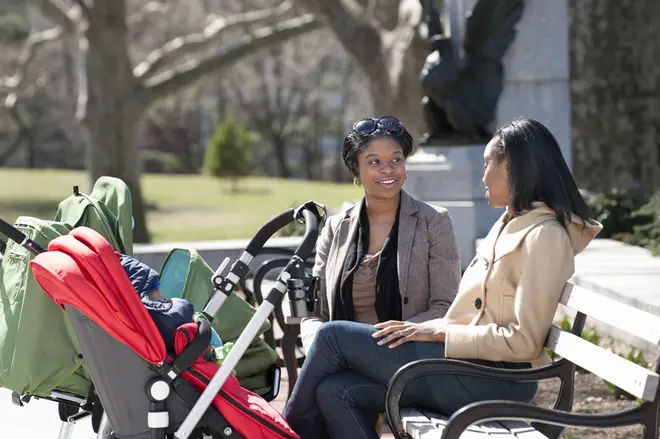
[545,281,660,402]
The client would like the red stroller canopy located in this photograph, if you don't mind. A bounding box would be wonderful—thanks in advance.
[30,227,166,365]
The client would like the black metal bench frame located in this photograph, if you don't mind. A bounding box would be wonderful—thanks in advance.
[385,281,660,439]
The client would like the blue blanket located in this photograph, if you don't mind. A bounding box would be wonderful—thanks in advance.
[119,254,194,350]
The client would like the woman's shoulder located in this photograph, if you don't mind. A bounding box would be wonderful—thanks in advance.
[323,201,357,231]
[405,194,452,224]
[521,218,572,256]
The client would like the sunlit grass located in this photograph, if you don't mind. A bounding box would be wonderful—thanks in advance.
[0,169,361,243]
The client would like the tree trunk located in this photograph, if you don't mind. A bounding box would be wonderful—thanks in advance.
[230,177,239,194]
[26,127,36,168]
[295,0,429,141]
[83,1,151,243]
[272,136,290,178]
[569,0,660,192]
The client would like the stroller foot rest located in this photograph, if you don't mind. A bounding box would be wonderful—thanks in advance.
[67,411,91,423]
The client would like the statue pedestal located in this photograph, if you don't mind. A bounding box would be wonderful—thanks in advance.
[404,144,504,270]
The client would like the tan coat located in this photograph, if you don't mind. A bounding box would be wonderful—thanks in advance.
[300,190,461,352]
[441,203,602,367]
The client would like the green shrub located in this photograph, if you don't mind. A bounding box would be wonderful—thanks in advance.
[204,117,253,194]
[142,150,185,174]
[627,192,660,255]
[587,187,648,240]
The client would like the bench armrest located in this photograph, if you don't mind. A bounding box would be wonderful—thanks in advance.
[440,399,651,439]
[385,358,568,439]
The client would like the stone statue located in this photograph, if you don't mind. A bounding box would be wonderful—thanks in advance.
[419,0,525,145]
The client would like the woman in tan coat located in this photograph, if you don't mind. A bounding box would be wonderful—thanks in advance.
[282,118,603,439]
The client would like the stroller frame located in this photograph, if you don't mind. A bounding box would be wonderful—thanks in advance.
[1,200,325,439]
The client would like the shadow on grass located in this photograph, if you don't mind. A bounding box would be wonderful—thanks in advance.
[0,200,57,222]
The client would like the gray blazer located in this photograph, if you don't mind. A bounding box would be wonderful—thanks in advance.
[300,190,461,352]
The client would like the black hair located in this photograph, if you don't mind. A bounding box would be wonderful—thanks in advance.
[492,118,594,227]
[341,125,414,177]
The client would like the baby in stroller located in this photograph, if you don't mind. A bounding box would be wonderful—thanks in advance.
[118,253,232,367]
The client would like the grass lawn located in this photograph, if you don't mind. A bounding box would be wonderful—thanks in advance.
[0,168,362,243]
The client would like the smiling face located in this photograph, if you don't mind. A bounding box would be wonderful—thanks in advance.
[356,137,406,200]
[482,136,511,208]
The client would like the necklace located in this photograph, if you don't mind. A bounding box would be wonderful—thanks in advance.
[370,215,395,226]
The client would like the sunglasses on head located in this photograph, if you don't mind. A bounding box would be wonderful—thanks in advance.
[352,116,405,136]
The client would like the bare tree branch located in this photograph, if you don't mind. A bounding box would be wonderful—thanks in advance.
[1,28,63,115]
[0,28,63,90]
[71,0,91,17]
[25,0,81,33]
[127,1,167,26]
[0,104,30,166]
[134,1,295,79]
[0,72,52,166]
[144,14,320,104]
[293,0,383,76]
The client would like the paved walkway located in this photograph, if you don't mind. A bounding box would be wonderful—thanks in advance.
[0,388,94,438]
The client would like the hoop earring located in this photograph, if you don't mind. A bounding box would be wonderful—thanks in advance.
[353,177,361,187]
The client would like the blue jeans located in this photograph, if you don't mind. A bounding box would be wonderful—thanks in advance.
[282,321,538,439]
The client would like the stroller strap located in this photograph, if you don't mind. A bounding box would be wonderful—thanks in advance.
[172,318,212,374]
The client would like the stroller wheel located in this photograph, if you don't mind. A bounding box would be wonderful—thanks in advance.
[58,401,80,422]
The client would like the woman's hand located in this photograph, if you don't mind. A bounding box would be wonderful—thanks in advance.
[372,320,446,348]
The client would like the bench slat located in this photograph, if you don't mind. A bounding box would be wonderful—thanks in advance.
[546,325,660,401]
[425,413,502,438]
[402,409,444,439]
[560,282,660,345]
[499,421,550,438]
[401,408,545,438]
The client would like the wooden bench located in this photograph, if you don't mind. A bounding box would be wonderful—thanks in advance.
[386,280,660,439]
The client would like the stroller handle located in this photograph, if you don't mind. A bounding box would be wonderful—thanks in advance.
[292,201,323,261]
[202,201,325,320]
[245,200,326,259]
[244,208,296,257]
[177,202,324,439]
[0,217,46,254]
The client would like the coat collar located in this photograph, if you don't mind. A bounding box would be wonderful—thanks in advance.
[335,189,419,296]
[341,189,419,221]
[477,202,559,262]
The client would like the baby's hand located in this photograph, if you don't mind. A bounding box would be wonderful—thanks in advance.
[147,288,167,301]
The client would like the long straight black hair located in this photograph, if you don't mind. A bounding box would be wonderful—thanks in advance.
[493,118,594,227]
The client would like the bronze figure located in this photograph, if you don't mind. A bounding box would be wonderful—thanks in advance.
[419,0,525,145]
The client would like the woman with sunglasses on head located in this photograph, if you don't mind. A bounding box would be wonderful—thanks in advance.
[299,115,461,355]
[283,118,603,439]
[294,115,461,435]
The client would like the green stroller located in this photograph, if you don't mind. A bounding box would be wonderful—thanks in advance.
[0,177,280,438]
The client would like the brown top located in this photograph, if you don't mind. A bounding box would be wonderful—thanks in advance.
[351,251,381,325]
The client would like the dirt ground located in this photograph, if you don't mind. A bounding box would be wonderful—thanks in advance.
[532,335,656,439]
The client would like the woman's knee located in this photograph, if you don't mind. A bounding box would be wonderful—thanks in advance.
[314,320,370,348]
[316,371,385,414]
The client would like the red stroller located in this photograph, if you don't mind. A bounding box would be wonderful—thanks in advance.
[8,202,324,439]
